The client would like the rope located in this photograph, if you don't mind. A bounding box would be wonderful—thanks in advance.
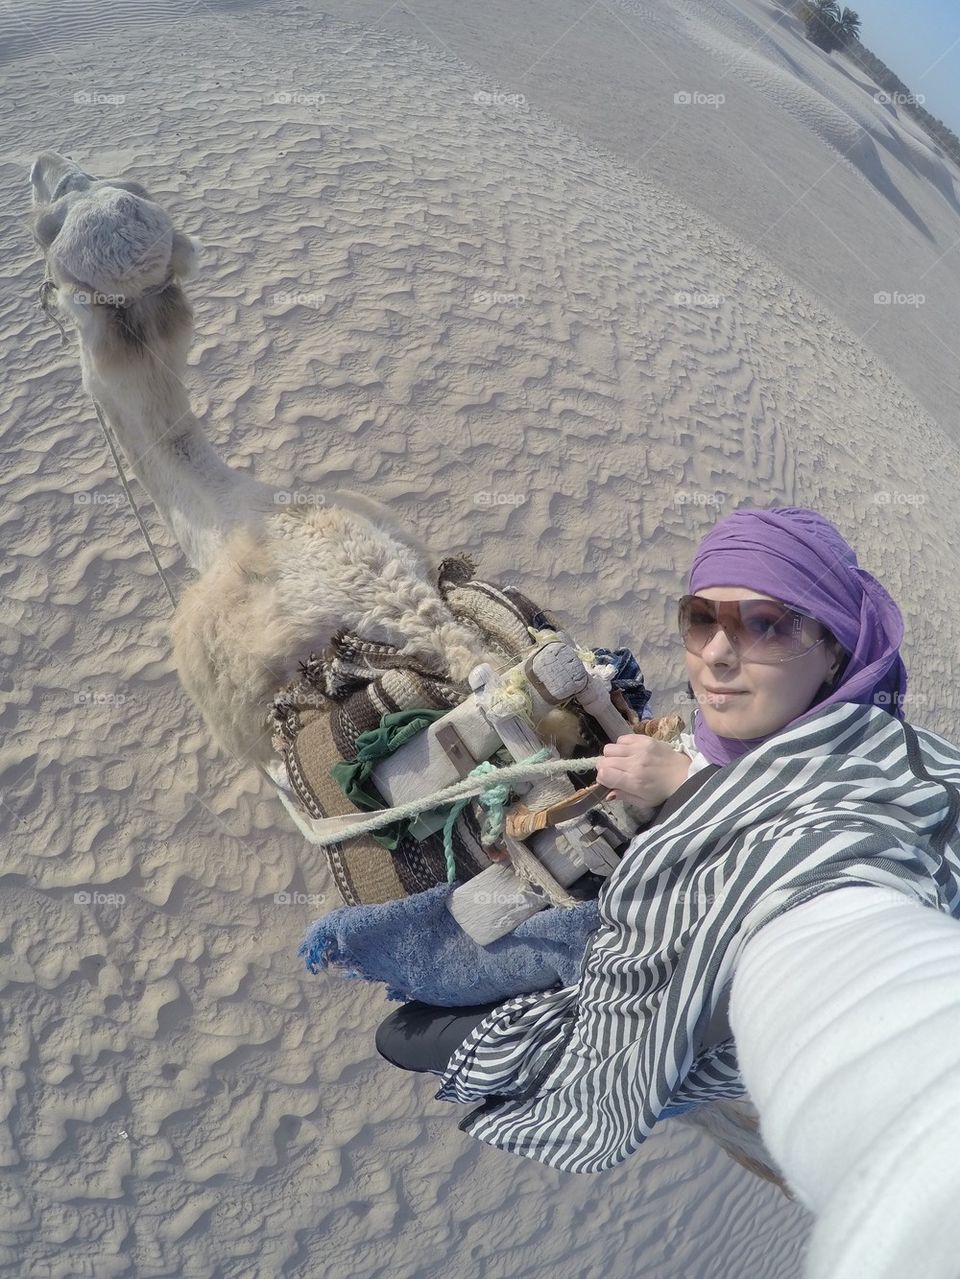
[439,747,553,883]
[91,398,179,611]
[38,278,178,613]
[304,751,605,850]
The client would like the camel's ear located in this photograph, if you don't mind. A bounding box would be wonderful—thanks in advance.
[32,203,69,250]
[108,179,152,200]
[170,229,199,281]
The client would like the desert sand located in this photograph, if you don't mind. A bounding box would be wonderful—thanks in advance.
[3,0,960,1275]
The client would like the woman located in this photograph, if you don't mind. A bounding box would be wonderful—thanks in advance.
[377,506,960,1277]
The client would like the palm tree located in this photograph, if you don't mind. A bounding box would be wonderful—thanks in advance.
[801,0,837,50]
[837,8,862,45]
[800,0,860,52]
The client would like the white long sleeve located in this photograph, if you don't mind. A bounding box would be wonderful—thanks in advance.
[675,729,711,777]
[729,884,960,1278]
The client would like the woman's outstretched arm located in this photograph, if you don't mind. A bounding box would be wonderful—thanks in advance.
[730,884,960,1278]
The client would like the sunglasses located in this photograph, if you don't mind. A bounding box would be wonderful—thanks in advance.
[678,594,828,665]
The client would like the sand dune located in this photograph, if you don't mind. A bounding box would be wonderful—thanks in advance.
[3,1,960,1276]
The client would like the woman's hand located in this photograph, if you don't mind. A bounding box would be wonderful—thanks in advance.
[596,735,692,808]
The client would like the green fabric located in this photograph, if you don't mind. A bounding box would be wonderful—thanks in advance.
[330,708,450,850]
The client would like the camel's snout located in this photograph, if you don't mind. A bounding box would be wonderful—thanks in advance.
[29,153,201,293]
[30,151,94,207]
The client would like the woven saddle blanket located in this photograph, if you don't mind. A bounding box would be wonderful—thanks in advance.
[269,553,656,907]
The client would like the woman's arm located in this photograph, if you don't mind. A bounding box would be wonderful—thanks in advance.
[663,750,696,796]
[730,885,960,1277]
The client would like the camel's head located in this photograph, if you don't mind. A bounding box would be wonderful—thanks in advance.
[30,151,199,365]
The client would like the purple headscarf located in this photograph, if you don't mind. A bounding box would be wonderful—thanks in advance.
[686,506,908,767]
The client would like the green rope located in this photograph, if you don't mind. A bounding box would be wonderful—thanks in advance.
[440,746,554,884]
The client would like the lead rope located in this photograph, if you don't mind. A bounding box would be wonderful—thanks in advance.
[39,277,179,613]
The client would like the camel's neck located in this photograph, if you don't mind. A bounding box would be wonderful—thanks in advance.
[81,346,271,573]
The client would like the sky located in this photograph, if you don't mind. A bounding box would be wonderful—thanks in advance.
[854,0,960,136]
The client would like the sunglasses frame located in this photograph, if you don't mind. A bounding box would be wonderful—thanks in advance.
[678,593,828,665]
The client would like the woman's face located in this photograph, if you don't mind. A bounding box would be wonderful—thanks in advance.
[684,586,845,742]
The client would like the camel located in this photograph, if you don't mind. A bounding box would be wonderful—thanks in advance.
[28,151,507,776]
[28,151,791,1198]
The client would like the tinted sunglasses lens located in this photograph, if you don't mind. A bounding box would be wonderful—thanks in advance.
[679,596,820,663]
[679,597,721,651]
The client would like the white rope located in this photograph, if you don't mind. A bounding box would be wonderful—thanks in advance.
[299,753,605,848]
[39,277,179,613]
[91,397,179,610]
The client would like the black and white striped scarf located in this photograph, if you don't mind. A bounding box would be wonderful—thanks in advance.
[435,700,960,1172]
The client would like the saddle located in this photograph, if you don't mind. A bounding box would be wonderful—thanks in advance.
[268,554,683,929]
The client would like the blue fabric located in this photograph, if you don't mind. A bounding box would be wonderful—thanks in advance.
[591,647,654,720]
[298,883,601,1006]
